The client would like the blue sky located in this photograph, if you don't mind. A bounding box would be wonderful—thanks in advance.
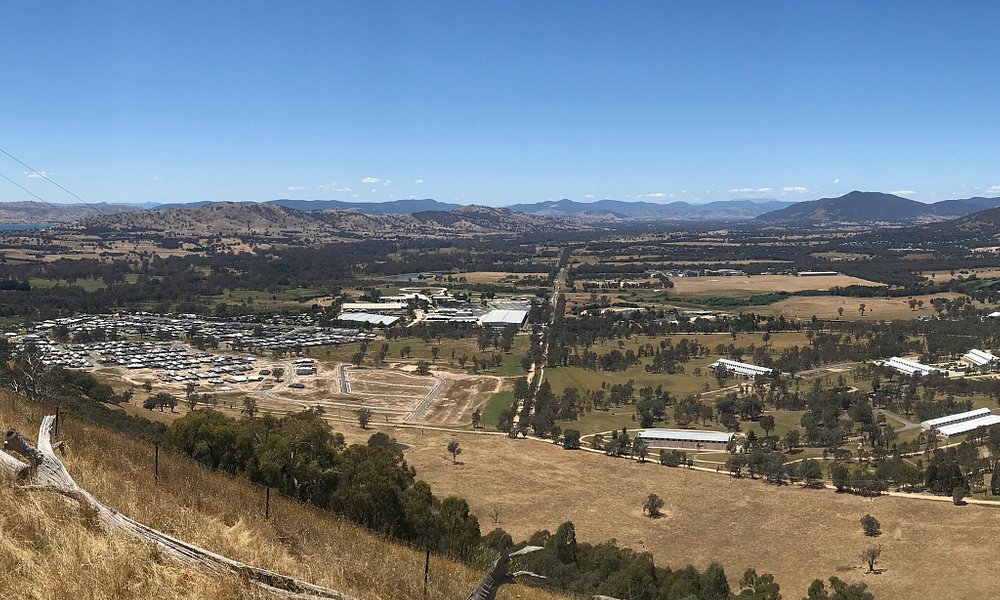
[2,1,999,206]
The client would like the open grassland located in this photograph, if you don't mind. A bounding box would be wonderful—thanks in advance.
[921,268,1000,282]
[0,392,566,600]
[749,292,969,321]
[669,274,882,297]
[350,424,1000,600]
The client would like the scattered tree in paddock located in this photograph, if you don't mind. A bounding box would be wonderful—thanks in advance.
[355,407,373,429]
[642,492,664,518]
[861,545,882,574]
[952,485,967,506]
[447,440,462,464]
[272,367,284,381]
[860,514,881,537]
[562,429,581,449]
[471,409,481,429]
[241,397,258,418]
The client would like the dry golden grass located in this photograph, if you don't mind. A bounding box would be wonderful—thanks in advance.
[341,424,1000,600]
[0,393,567,600]
[670,274,882,297]
[751,292,967,321]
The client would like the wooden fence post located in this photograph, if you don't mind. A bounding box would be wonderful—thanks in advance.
[423,547,430,599]
[265,486,271,519]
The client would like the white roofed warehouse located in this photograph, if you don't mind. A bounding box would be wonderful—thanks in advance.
[885,356,942,377]
[637,429,735,451]
[709,358,773,378]
[480,309,528,329]
[963,348,999,367]
[921,407,1000,437]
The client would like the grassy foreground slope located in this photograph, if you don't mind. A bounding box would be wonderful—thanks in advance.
[0,392,565,600]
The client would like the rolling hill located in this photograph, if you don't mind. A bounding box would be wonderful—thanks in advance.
[59,201,572,240]
[755,191,1000,224]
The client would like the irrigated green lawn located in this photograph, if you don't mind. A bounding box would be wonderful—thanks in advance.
[481,391,514,430]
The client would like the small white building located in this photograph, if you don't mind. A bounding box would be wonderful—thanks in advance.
[709,358,773,377]
[885,356,941,377]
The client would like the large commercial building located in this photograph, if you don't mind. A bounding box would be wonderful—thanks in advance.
[885,356,942,377]
[963,348,999,367]
[921,407,1000,438]
[480,309,529,329]
[709,358,773,377]
[341,302,408,315]
[637,429,735,451]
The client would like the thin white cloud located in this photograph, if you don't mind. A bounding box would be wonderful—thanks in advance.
[414,178,425,184]
[584,194,595,199]
[382,180,392,186]
[833,178,841,184]
[635,192,673,199]
[361,176,380,184]
[987,185,1000,194]
[286,186,309,192]
[151,176,162,182]
[25,171,52,178]
[318,182,353,193]
[889,190,916,196]
[781,186,808,193]
[728,187,772,194]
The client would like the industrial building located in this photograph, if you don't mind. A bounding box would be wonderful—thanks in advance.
[709,358,774,377]
[885,356,942,377]
[340,302,408,315]
[963,348,999,367]
[480,309,528,329]
[796,271,839,277]
[637,429,735,451]
[921,407,1000,438]
[336,312,401,327]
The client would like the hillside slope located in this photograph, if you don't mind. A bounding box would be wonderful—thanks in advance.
[756,191,1000,224]
[61,202,571,239]
[0,393,565,600]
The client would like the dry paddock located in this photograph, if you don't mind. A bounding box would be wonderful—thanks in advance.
[342,424,1000,600]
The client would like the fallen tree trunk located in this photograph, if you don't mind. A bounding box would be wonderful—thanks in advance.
[2,415,357,600]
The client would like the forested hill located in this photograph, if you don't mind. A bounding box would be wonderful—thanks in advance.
[755,191,1000,225]
[58,202,577,239]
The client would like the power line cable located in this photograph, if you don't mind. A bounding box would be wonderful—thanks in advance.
[0,170,68,211]
[0,145,103,214]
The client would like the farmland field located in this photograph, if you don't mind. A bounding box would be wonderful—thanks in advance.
[669,273,883,297]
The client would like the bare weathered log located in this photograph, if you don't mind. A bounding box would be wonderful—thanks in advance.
[0,415,356,600]
[465,545,545,600]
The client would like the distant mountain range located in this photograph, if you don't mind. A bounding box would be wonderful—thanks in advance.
[4,192,1000,228]
[505,198,793,221]
[0,201,145,225]
[755,191,1000,224]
